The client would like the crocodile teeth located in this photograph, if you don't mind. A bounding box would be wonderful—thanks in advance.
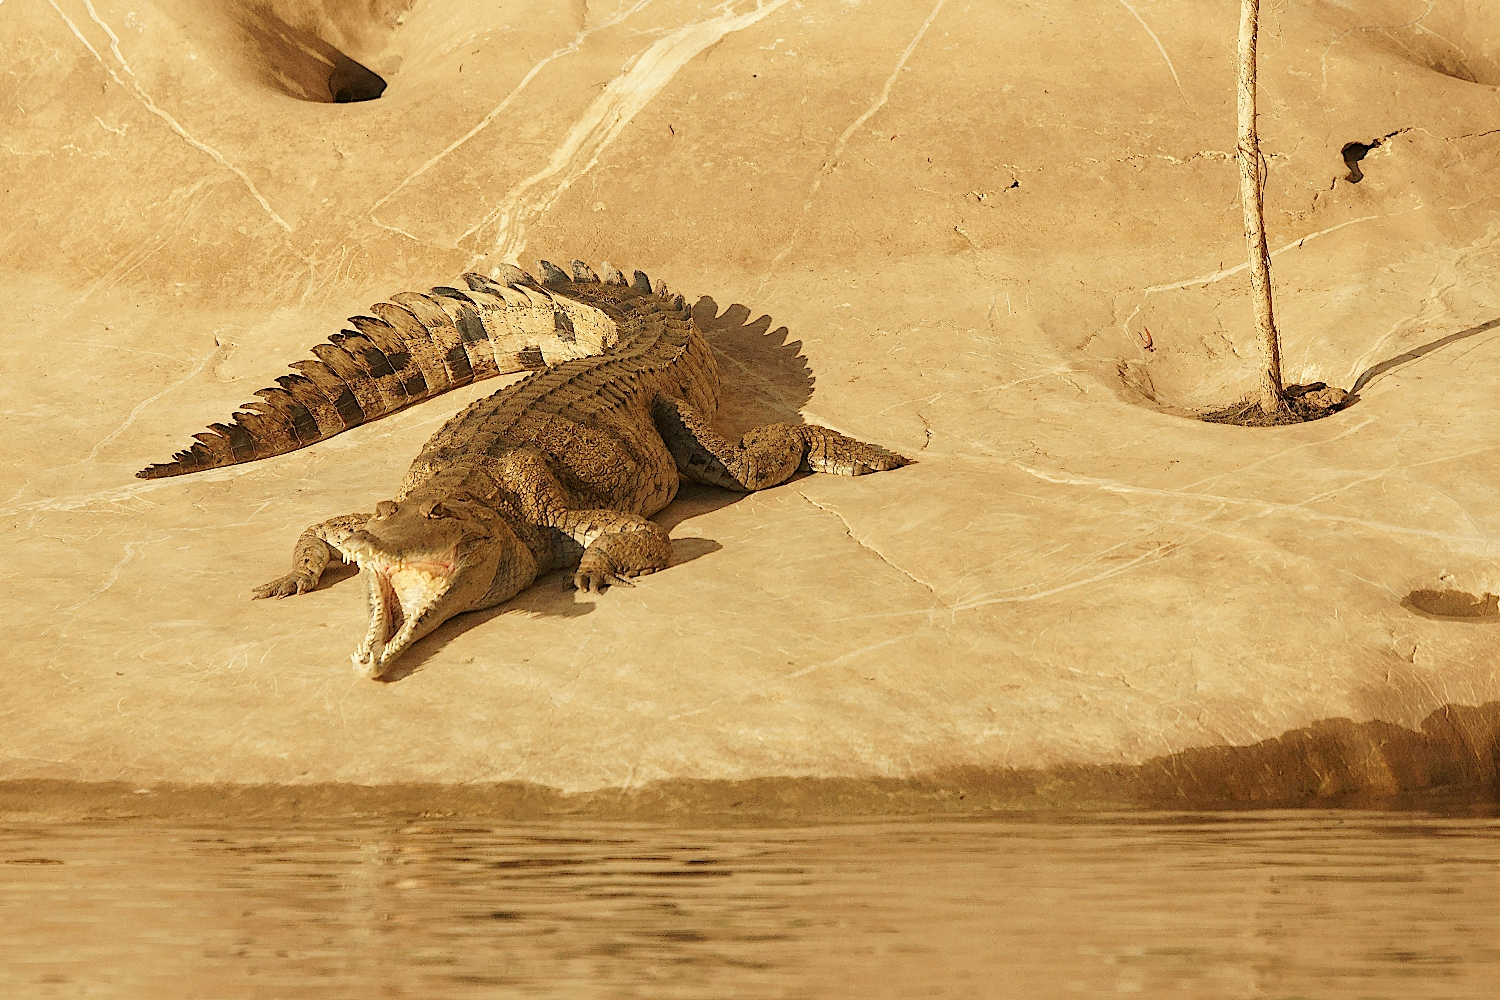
[352,642,384,678]
[570,260,599,282]
[352,567,394,677]
[351,556,458,677]
[537,260,571,285]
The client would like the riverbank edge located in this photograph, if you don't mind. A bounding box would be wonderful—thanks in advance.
[5,703,1497,823]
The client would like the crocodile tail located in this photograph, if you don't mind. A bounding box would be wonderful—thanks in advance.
[135,262,642,479]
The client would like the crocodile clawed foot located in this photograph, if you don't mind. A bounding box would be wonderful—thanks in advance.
[846,450,910,475]
[571,567,635,594]
[796,426,911,476]
[571,537,665,594]
[252,571,317,599]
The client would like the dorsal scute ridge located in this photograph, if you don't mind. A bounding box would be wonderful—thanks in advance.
[462,271,500,294]
[496,284,539,310]
[488,263,532,287]
[499,282,550,309]
[454,272,621,368]
[135,255,680,480]
[537,260,572,286]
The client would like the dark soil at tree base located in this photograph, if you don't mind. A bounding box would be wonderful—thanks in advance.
[1200,383,1351,426]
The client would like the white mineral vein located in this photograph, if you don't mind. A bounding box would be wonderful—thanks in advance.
[75,177,220,303]
[1320,1,1437,95]
[366,0,658,227]
[1175,416,1378,493]
[85,350,215,462]
[1115,0,1188,102]
[1012,461,1500,551]
[813,0,948,197]
[757,0,947,294]
[1118,215,1382,341]
[464,0,794,266]
[784,635,915,679]
[47,0,291,232]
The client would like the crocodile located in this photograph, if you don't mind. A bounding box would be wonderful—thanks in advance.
[140,260,909,678]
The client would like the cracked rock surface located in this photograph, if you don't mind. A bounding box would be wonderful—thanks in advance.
[4,0,1500,808]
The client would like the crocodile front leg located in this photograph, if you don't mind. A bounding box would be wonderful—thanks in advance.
[651,396,908,492]
[496,448,672,593]
[251,512,372,598]
[553,510,673,593]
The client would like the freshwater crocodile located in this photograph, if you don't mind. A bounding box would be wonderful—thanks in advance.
[140,260,908,677]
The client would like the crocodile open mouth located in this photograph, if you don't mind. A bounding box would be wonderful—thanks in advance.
[352,554,458,677]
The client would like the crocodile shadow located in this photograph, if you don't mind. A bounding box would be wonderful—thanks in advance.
[693,296,814,436]
[381,300,812,678]
[382,538,725,681]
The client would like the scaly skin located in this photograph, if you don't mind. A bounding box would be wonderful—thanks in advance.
[145,260,909,677]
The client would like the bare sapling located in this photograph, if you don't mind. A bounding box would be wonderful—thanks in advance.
[1237,0,1285,415]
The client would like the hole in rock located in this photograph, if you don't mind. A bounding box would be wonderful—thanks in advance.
[1403,590,1500,620]
[244,7,388,103]
[1341,141,1376,183]
[1340,131,1403,184]
[330,62,387,103]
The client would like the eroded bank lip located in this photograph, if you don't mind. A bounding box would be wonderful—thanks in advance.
[351,554,458,677]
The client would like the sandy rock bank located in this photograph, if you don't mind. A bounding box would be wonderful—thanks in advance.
[4,0,1499,809]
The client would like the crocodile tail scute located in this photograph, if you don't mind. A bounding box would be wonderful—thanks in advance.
[135,263,640,480]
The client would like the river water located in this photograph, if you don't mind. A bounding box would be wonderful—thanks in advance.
[3,813,1498,998]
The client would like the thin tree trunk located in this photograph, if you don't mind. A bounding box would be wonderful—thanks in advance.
[1237,0,1284,414]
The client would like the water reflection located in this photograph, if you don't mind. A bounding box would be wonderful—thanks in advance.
[3,814,1499,997]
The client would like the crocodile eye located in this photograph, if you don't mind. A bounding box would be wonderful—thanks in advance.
[422,500,455,519]
[374,501,399,519]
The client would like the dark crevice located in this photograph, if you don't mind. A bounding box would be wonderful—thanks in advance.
[1341,141,1375,183]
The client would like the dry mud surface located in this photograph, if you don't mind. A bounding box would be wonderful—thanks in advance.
[4,0,1500,813]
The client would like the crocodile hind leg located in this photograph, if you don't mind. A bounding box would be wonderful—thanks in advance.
[251,512,372,598]
[651,396,908,492]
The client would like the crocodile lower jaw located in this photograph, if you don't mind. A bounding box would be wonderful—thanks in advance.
[351,557,457,678]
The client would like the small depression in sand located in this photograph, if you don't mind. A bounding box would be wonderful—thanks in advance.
[1404,590,1500,621]
[1108,283,1358,423]
[1370,8,1500,86]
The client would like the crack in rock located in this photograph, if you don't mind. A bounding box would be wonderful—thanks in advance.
[797,492,943,599]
